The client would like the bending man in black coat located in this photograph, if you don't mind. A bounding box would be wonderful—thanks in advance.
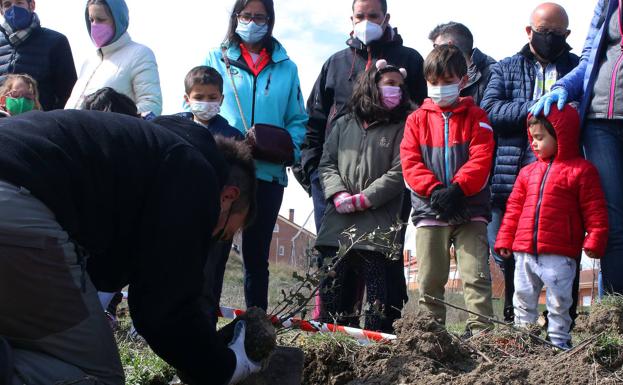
[0,110,258,385]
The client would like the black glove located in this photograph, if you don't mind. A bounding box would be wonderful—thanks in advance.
[430,183,464,212]
[441,199,470,225]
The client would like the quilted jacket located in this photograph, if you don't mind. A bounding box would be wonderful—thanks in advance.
[481,44,579,208]
[0,25,76,111]
[495,105,609,258]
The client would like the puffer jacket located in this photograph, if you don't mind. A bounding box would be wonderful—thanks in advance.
[554,0,621,123]
[300,28,427,183]
[0,24,76,111]
[481,44,579,208]
[203,39,307,186]
[400,97,494,224]
[65,0,162,115]
[495,105,609,258]
[315,115,405,254]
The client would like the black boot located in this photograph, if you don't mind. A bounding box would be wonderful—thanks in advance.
[503,305,514,323]
[0,336,14,385]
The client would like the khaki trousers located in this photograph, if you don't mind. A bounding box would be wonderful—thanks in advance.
[416,222,494,330]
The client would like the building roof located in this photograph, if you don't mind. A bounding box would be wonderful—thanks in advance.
[276,215,316,239]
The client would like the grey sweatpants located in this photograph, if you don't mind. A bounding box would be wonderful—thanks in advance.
[513,253,577,346]
[0,180,124,384]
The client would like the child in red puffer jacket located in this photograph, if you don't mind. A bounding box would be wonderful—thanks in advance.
[495,104,608,350]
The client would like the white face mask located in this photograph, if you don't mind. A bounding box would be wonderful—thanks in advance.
[427,83,461,107]
[190,101,220,122]
[353,19,385,45]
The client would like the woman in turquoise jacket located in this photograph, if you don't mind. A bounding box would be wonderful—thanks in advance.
[203,0,307,311]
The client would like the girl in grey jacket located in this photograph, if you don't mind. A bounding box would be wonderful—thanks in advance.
[315,60,411,332]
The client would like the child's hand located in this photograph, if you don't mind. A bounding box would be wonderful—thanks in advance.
[350,194,371,211]
[333,192,355,214]
[499,249,512,258]
[584,249,597,258]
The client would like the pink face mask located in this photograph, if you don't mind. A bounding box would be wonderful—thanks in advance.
[380,86,402,109]
[91,23,114,48]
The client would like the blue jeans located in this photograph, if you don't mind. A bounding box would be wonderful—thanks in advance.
[310,169,327,234]
[583,119,623,294]
[241,179,284,310]
[487,206,505,267]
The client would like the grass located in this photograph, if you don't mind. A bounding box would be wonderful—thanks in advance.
[115,318,176,385]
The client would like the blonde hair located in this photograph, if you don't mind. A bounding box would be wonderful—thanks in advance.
[0,74,42,110]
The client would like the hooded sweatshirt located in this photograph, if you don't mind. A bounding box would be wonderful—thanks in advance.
[495,105,609,258]
[65,0,162,115]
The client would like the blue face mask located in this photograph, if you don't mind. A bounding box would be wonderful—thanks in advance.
[4,5,33,31]
[235,21,268,44]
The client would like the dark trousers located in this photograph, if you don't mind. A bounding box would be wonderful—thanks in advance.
[310,170,326,234]
[242,179,284,310]
[320,249,395,332]
[583,119,623,294]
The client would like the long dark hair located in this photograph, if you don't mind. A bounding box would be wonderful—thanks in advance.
[226,0,276,54]
[349,66,412,124]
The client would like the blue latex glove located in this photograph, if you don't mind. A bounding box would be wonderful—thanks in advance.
[529,87,568,117]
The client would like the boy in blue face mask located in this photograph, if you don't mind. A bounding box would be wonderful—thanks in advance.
[400,44,495,337]
[177,66,243,140]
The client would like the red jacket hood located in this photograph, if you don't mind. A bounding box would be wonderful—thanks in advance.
[420,96,476,113]
[527,104,581,161]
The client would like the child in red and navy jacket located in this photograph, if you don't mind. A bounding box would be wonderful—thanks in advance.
[495,104,608,350]
[400,45,495,335]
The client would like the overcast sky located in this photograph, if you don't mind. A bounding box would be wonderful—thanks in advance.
[35,0,596,233]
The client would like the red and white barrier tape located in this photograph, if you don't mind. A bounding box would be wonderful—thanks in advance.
[218,306,397,343]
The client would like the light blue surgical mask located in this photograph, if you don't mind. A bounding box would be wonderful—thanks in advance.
[235,21,268,44]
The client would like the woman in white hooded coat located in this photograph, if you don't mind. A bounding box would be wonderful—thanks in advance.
[65,0,162,116]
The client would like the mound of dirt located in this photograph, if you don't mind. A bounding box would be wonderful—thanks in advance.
[217,307,276,362]
[301,311,623,385]
[587,305,623,335]
[302,311,475,385]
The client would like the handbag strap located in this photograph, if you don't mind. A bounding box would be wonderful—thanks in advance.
[221,44,250,132]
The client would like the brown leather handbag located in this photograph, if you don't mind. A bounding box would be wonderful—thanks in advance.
[246,123,294,166]
[221,46,294,166]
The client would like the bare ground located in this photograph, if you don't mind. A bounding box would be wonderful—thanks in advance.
[299,305,623,385]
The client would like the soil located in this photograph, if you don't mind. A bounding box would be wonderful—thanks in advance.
[217,307,276,362]
[300,310,623,385]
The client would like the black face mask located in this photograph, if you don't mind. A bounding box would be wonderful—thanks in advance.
[530,29,567,62]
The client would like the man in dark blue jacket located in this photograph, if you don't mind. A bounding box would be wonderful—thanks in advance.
[481,2,579,322]
[0,111,260,385]
[0,0,77,110]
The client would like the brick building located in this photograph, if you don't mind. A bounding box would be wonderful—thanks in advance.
[233,209,316,268]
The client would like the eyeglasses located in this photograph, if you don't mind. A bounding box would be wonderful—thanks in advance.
[237,13,269,26]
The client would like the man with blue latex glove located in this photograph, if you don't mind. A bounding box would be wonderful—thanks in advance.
[529,87,569,116]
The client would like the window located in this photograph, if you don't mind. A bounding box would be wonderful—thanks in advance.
[279,246,285,256]
[273,224,279,233]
